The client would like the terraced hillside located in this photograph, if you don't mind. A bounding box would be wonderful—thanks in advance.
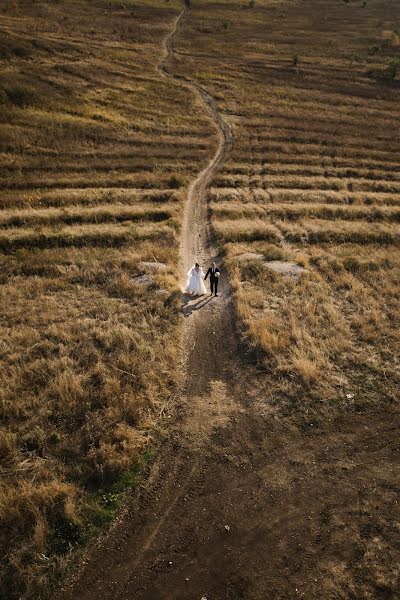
[54,2,400,599]
[0,0,216,596]
[2,0,400,598]
[173,0,400,409]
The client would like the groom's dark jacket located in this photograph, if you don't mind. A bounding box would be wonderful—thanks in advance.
[205,267,220,280]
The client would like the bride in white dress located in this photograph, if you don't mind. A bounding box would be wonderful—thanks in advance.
[185,263,207,296]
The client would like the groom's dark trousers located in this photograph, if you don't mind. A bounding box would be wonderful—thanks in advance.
[205,268,220,295]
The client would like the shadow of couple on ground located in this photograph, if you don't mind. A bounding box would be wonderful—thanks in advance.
[182,292,216,317]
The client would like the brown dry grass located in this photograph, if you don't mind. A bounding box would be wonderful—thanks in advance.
[0,0,217,597]
[172,0,400,407]
[174,0,400,596]
[2,0,400,597]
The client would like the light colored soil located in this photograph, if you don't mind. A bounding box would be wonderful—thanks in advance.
[57,6,400,600]
[264,260,307,278]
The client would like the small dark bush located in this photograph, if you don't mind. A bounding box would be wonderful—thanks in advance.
[51,517,82,554]
[368,44,382,56]
[343,257,381,273]
[241,259,264,280]
[0,40,32,60]
[328,259,344,274]
[167,175,183,189]
[263,245,286,261]
[5,84,38,107]
[367,58,400,81]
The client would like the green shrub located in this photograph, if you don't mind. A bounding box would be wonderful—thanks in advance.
[368,44,382,55]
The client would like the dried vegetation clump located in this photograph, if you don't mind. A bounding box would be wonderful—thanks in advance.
[0,0,216,596]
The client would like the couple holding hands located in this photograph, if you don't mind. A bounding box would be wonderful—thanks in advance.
[185,262,220,297]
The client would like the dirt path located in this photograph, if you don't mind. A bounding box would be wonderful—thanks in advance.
[57,5,246,599]
[160,3,232,277]
[57,6,400,600]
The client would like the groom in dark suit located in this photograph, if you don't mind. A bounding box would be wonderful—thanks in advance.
[205,262,220,297]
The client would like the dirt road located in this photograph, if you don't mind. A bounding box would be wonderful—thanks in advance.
[57,6,400,600]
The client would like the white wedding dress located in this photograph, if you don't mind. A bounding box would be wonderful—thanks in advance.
[185,265,207,296]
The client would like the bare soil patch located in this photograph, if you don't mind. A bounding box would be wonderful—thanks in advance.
[264,260,307,277]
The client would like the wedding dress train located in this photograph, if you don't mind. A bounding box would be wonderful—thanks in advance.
[185,265,207,296]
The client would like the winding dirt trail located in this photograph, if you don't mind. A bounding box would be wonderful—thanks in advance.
[55,6,400,600]
[160,3,232,278]
[58,6,250,599]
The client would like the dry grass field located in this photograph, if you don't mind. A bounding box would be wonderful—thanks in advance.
[2,0,400,598]
[172,0,400,410]
[0,0,216,596]
[166,0,400,596]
